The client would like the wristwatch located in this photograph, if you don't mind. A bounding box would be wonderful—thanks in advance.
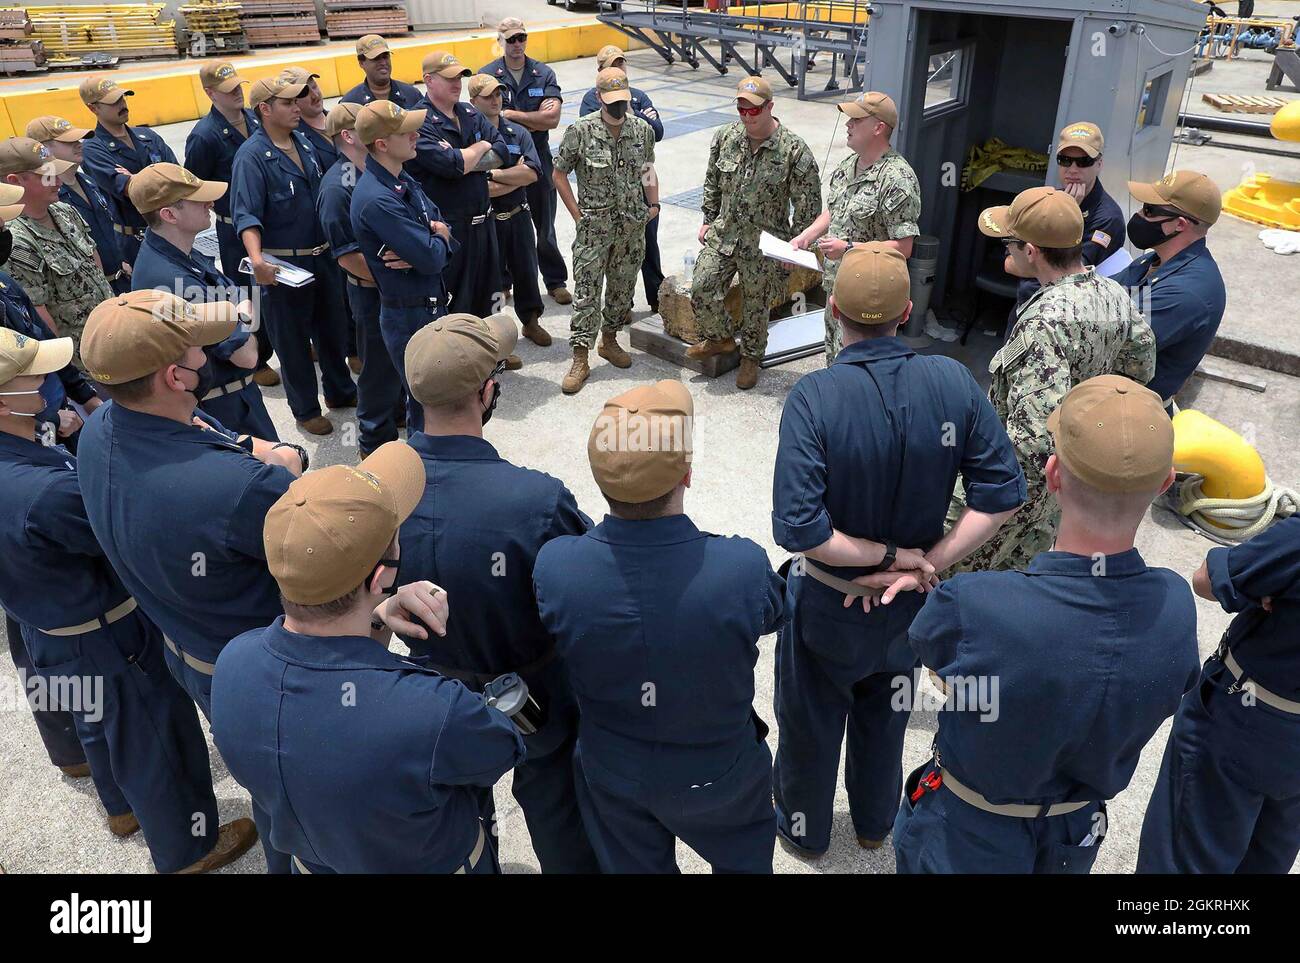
[273,442,309,473]
[872,540,897,574]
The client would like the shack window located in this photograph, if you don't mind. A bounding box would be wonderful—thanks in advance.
[924,46,967,113]
[1137,68,1173,130]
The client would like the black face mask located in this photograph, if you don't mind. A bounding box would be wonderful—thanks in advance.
[0,228,12,267]
[481,379,500,426]
[375,557,400,595]
[1126,212,1176,251]
[176,357,215,402]
[604,101,629,120]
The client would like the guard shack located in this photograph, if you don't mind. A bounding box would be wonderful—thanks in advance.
[861,0,1207,317]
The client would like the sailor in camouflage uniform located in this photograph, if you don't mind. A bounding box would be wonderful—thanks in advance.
[687,76,821,390]
[790,92,921,363]
[552,67,659,395]
[948,186,1156,573]
[2,137,114,371]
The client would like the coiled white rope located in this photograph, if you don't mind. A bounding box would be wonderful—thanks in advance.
[1173,474,1300,544]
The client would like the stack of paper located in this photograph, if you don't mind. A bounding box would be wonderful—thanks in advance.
[759,231,821,272]
[239,254,315,288]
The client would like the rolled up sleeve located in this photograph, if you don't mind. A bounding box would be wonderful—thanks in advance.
[960,377,1027,514]
[771,384,833,551]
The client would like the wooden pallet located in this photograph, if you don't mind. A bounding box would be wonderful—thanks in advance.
[1202,92,1292,114]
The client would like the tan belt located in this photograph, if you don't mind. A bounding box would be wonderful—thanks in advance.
[113,223,142,237]
[42,598,138,637]
[494,205,523,221]
[216,214,234,225]
[345,273,377,288]
[452,824,487,874]
[261,243,330,257]
[938,757,1093,819]
[802,558,875,597]
[292,824,486,875]
[202,375,252,401]
[1224,649,1300,715]
[162,635,217,676]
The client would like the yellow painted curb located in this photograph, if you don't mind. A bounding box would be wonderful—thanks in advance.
[0,21,642,136]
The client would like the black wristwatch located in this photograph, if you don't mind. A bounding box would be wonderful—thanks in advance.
[273,442,309,473]
[872,541,897,574]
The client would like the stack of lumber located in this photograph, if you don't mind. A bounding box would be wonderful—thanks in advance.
[0,7,31,40]
[323,0,409,40]
[0,7,43,72]
[179,1,248,56]
[24,3,180,62]
[238,0,320,47]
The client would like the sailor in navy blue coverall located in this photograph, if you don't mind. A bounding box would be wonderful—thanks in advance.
[230,77,356,431]
[127,162,275,440]
[1139,516,1300,874]
[895,375,1200,874]
[340,34,424,110]
[78,77,176,266]
[534,380,784,873]
[29,116,132,295]
[0,328,233,874]
[350,100,455,435]
[315,105,403,455]
[480,24,569,300]
[77,288,306,873]
[397,312,599,872]
[410,51,515,318]
[771,244,1025,856]
[212,443,524,874]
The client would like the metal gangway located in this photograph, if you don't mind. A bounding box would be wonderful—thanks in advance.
[597,0,873,100]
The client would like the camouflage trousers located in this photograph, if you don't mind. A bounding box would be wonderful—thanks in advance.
[691,244,785,361]
[569,215,646,350]
[821,282,842,369]
[943,480,1060,575]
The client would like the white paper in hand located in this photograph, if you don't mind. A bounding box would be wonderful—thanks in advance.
[1096,247,1133,278]
[759,231,821,272]
[239,254,315,287]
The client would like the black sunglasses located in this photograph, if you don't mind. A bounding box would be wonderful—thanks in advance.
[1002,238,1026,250]
[505,33,527,43]
[1056,153,1099,168]
[488,359,508,380]
[1141,203,1198,225]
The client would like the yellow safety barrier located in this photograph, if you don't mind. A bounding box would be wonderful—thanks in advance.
[0,21,643,139]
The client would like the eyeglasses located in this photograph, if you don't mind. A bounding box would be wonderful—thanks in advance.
[1141,203,1198,225]
[505,33,527,44]
[1055,153,1098,168]
[488,359,508,380]
[1002,238,1026,251]
[737,104,763,117]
